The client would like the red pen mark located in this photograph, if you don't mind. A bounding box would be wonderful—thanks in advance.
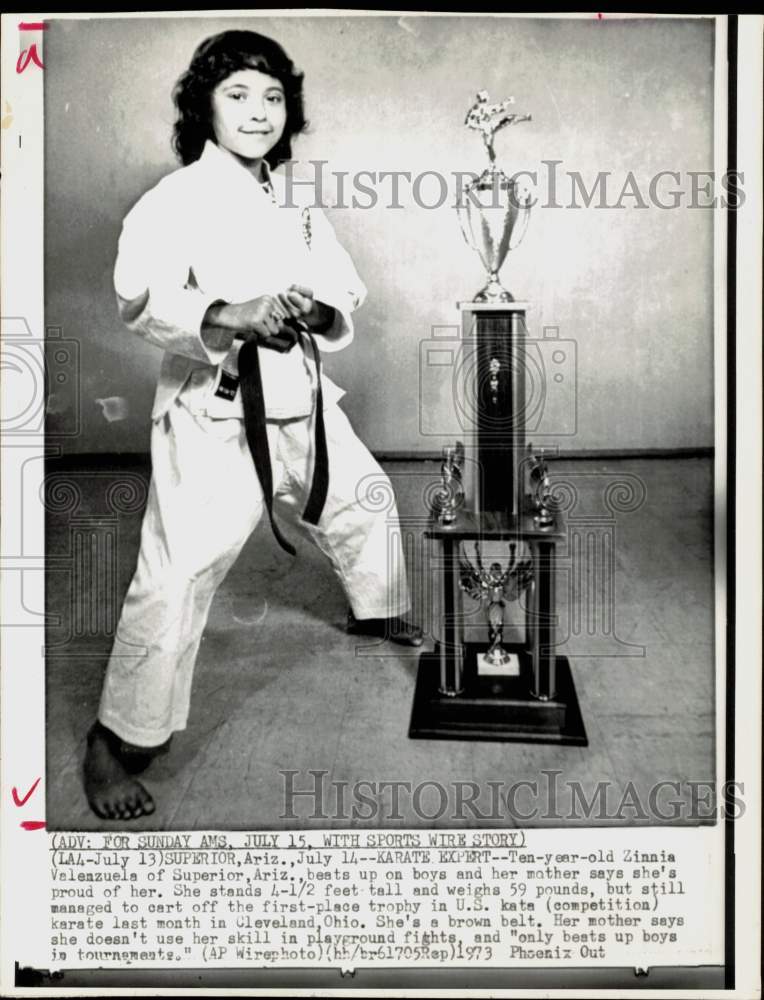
[17,46,44,73]
[13,776,44,829]
[12,777,41,807]
[17,22,47,74]
[597,12,604,19]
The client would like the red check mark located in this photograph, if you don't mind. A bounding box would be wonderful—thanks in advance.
[12,777,41,807]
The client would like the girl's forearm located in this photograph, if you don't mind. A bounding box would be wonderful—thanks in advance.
[201,300,240,352]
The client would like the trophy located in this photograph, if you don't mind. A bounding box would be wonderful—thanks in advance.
[431,442,465,525]
[458,541,533,676]
[458,90,532,302]
[408,87,588,748]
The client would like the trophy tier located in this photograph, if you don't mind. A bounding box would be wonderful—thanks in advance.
[409,300,588,747]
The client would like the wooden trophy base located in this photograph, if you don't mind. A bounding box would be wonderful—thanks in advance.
[409,643,588,746]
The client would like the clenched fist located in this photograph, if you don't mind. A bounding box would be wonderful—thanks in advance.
[277,284,335,334]
[202,287,335,354]
[203,294,300,354]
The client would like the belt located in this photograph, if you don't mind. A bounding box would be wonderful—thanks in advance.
[238,332,329,556]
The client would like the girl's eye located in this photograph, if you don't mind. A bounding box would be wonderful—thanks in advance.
[228,92,246,101]
[266,93,284,104]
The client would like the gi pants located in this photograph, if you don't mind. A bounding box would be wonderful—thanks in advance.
[98,399,410,747]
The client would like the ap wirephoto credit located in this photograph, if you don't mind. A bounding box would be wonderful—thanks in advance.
[1,10,761,998]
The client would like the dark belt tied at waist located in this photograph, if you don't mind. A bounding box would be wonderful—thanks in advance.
[238,332,329,556]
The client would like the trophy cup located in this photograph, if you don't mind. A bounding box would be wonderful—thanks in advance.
[458,541,533,676]
[458,91,532,302]
[431,442,465,526]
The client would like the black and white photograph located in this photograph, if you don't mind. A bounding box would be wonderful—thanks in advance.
[42,13,722,831]
[1,10,761,997]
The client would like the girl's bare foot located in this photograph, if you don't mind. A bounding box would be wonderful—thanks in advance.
[83,722,156,820]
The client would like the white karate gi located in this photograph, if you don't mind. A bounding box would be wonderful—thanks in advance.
[98,141,410,747]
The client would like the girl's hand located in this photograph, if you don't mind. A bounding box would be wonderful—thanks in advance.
[207,295,297,352]
[234,295,289,338]
[203,290,333,352]
[280,284,335,333]
[277,284,315,320]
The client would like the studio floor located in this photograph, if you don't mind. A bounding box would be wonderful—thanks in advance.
[46,456,716,831]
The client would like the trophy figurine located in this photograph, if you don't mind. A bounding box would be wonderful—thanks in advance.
[458,90,533,302]
[431,442,465,525]
[527,444,555,529]
[459,541,533,676]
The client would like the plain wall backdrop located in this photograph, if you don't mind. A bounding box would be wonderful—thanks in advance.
[44,14,716,455]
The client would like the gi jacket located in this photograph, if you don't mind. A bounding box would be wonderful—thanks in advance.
[113,140,367,420]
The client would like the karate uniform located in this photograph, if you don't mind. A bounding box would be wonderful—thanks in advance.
[98,140,410,747]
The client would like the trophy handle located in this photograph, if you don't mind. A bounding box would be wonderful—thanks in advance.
[457,202,480,255]
[508,198,531,252]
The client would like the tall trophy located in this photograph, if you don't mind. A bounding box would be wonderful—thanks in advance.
[458,91,532,302]
[408,84,587,747]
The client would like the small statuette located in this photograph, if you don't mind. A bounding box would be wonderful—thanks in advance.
[459,541,534,675]
[527,443,555,529]
[489,357,501,405]
[432,442,465,526]
[464,90,532,165]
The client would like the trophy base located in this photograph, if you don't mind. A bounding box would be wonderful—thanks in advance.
[477,650,520,677]
[409,645,588,746]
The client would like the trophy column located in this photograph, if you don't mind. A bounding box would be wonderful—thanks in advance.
[437,536,465,696]
[461,303,528,518]
[527,537,557,700]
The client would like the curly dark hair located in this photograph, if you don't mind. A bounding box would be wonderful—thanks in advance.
[172,30,307,168]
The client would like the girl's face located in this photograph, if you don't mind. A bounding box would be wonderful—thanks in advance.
[210,67,287,167]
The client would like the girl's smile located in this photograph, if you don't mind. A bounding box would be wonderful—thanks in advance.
[211,67,287,173]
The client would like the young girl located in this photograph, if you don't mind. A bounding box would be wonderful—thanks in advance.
[84,30,421,820]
